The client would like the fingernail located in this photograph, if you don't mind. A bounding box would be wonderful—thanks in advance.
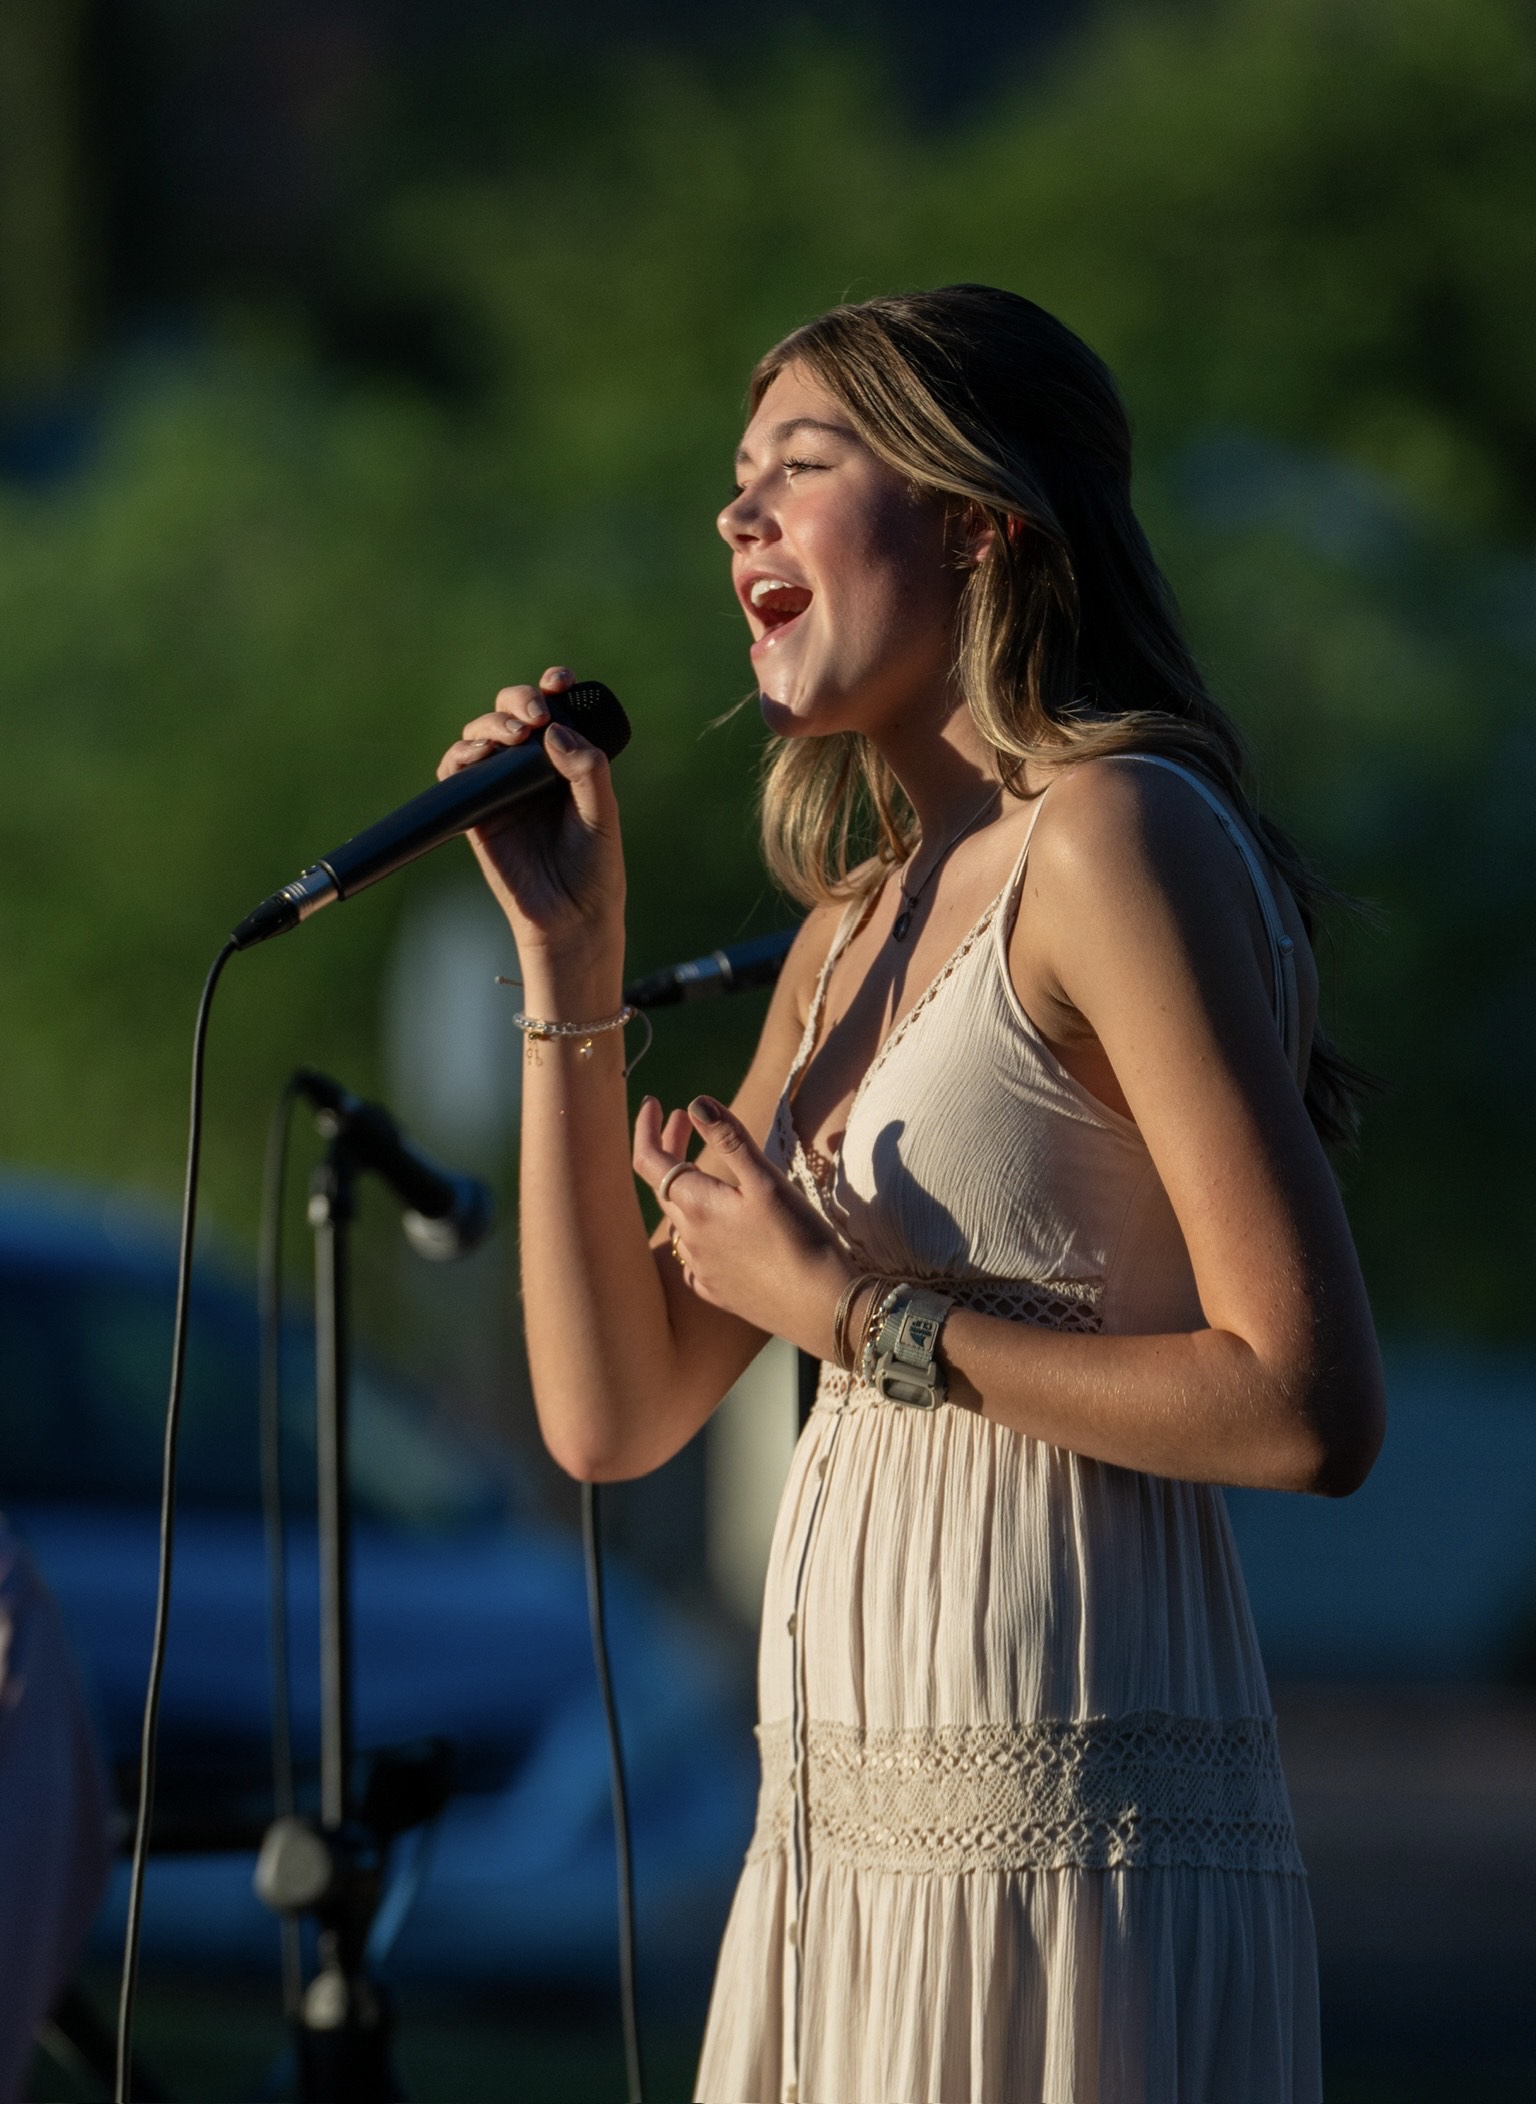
[690,1095,723,1121]
[545,722,574,751]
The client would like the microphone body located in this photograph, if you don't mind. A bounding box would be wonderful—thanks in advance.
[233,681,630,950]
[294,1069,494,1260]
[624,928,798,1009]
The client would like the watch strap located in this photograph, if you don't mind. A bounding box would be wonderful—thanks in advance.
[868,1285,954,1408]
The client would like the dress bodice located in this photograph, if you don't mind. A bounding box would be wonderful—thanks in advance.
[769,755,1298,1339]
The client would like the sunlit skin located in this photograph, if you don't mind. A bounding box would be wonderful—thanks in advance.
[438,360,1385,1498]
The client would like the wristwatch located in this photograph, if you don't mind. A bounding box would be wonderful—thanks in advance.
[866,1286,955,1408]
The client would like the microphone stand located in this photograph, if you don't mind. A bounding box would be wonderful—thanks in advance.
[306,1132,396,2098]
[256,1087,481,2103]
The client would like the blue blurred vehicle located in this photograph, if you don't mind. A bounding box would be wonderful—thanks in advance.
[0,1178,755,1990]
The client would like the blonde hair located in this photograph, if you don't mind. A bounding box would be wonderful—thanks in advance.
[748,286,1367,1145]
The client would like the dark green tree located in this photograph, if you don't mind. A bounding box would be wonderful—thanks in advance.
[0,0,1530,1341]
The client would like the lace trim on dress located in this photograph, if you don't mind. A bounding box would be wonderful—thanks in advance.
[772,888,1005,1206]
[850,901,1001,1099]
[800,1141,837,1197]
[945,1273,1102,1331]
[748,1714,1305,1877]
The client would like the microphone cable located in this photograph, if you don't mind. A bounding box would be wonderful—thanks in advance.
[258,1075,304,2020]
[116,938,238,2103]
[582,1482,645,2104]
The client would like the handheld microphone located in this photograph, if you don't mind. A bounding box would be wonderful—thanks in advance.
[232,681,630,950]
[293,1068,494,1260]
[624,928,798,1009]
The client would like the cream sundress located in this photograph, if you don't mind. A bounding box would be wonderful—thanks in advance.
[695,759,1321,2104]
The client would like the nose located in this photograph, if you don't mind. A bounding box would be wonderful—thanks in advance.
[717,482,776,551]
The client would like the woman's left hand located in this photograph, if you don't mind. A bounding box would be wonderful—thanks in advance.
[633,1095,855,1357]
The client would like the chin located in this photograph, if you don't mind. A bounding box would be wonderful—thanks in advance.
[756,671,862,742]
[757,690,810,739]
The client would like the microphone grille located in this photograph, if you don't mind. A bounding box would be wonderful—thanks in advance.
[550,680,631,761]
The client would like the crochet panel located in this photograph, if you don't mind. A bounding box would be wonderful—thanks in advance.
[946,1274,1102,1333]
[748,1713,1304,1877]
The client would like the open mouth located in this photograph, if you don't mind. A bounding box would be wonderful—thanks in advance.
[747,576,813,642]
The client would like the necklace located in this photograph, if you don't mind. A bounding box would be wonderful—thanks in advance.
[891,787,1000,943]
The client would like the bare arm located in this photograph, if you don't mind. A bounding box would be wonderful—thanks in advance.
[438,668,843,1481]
[934,759,1385,1494]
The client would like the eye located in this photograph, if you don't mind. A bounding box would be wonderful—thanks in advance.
[782,455,826,479]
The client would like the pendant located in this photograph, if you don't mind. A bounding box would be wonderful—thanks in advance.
[892,906,912,942]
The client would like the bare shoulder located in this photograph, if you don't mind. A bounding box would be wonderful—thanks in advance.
[1027,753,1243,896]
[1016,752,1316,1047]
[1025,752,1310,949]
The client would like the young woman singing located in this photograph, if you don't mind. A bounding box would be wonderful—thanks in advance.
[438,286,1384,2104]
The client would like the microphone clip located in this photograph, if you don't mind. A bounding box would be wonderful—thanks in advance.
[294,1068,493,1260]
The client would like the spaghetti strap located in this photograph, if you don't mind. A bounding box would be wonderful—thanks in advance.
[1000,787,1056,913]
[1120,755,1301,1076]
[990,785,1055,974]
[783,890,877,1105]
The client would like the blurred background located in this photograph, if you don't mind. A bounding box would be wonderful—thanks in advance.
[2,0,1533,2097]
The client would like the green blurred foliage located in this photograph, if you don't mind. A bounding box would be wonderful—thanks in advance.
[0,0,1531,1338]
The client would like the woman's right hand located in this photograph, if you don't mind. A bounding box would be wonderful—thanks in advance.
[436,665,626,966]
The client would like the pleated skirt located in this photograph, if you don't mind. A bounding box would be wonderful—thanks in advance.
[697,1849,1321,2104]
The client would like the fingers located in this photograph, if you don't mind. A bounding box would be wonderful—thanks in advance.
[487,668,612,822]
[686,1096,773,1186]
[490,666,573,726]
[436,666,599,790]
[436,683,545,781]
[634,1098,738,1221]
[633,1098,694,1187]
[632,1095,672,1183]
[541,718,614,831]
[662,1106,693,1157]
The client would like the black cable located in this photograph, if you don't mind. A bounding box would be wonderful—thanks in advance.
[581,1481,645,2104]
[116,937,238,2103]
[259,1075,304,2018]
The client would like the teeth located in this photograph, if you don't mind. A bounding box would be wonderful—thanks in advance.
[750,577,802,607]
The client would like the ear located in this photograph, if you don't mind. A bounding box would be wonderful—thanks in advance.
[952,503,1014,570]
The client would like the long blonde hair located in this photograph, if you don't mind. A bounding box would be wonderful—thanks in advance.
[749,285,1367,1144]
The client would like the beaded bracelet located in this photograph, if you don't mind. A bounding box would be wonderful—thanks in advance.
[497,984,654,1079]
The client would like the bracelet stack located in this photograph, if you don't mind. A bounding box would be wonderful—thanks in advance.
[863,1282,955,1409]
[831,1273,955,1409]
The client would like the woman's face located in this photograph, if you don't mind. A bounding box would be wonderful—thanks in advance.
[718,362,968,741]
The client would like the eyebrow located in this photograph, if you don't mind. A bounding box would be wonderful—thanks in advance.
[734,416,857,467]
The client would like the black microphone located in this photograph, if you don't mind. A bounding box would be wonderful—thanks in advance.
[231,681,631,950]
[294,1068,494,1260]
[624,928,799,1009]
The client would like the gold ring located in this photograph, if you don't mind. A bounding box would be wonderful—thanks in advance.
[670,1229,686,1266]
[658,1162,693,1205]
